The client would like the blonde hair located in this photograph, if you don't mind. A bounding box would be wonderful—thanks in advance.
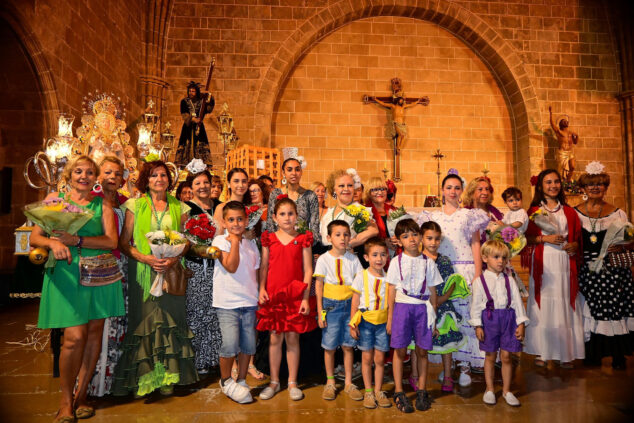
[462,176,493,207]
[578,172,610,188]
[364,176,387,204]
[99,156,124,171]
[62,155,99,182]
[481,240,509,259]
[326,169,349,197]
[310,181,325,192]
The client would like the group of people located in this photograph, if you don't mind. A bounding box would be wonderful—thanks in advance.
[32,154,633,421]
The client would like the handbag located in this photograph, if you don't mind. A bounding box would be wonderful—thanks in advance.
[79,253,123,286]
[608,250,634,268]
[162,261,193,296]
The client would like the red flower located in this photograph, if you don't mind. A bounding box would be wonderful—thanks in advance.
[530,175,538,186]
[245,205,260,216]
[276,194,288,200]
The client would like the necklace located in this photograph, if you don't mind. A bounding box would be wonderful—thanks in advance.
[331,205,346,221]
[585,202,604,244]
[148,194,169,229]
[542,200,561,213]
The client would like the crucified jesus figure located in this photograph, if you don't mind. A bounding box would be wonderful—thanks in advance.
[549,105,578,183]
[365,95,428,150]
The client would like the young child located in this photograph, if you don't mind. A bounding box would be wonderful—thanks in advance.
[212,201,261,404]
[314,220,363,401]
[257,198,317,401]
[387,219,442,413]
[501,186,530,297]
[470,240,529,406]
[349,237,392,409]
[421,221,466,393]
[501,187,529,233]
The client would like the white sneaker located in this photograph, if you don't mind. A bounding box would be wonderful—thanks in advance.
[221,378,253,404]
[458,370,471,387]
[483,390,496,405]
[236,379,251,390]
[503,391,520,406]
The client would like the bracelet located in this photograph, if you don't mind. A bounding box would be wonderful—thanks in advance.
[75,236,84,248]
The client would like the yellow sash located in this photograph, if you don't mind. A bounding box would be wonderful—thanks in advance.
[323,284,353,300]
[349,271,388,327]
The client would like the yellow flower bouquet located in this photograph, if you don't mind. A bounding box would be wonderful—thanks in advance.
[343,204,371,234]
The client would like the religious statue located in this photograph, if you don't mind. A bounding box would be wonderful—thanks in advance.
[176,80,215,166]
[363,78,429,181]
[549,105,578,183]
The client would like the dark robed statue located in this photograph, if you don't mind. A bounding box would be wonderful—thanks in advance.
[176,81,215,166]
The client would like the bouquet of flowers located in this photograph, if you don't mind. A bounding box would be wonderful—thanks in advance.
[529,208,558,234]
[343,204,371,234]
[386,205,413,238]
[295,218,309,234]
[145,230,188,297]
[245,205,264,230]
[184,214,219,259]
[487,224,527,257]
[24,198,95,267]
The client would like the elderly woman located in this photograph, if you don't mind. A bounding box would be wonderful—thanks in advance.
[463,176,504,244]
[176,181,193,202]
[209,175,223,209]
[574,165,634,369]
[31,155,124,422]
[183,169,222,375]
[364,177,398,254]
[311,181,328,220]
[248,178,271,230]
[88,156,129,397]
[113,160,197,397]
[320,169,379,260]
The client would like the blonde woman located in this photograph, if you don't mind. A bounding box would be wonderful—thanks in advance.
[463,176,504,244]
[311,181,328,221]
[31,155,124,422]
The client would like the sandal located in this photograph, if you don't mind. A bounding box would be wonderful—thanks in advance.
[393,391,414,413]
[559,361,574,369]
[534,358,546,368]
[441,376,454,393]
[54,410,76,423]
[248,364,266,380]
[74,406,95,419]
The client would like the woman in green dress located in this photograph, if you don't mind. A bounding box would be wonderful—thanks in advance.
[113,160,198,397]
[31,155,124,423]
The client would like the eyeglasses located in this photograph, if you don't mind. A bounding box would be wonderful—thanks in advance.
[249,188,262,194]
[585,183,606,188]
[370,187,387,193]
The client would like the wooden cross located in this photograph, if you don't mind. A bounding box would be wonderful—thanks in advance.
[363,78,429,181]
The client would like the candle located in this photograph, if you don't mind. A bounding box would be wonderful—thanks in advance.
[484,162,489,170]
[427,184,431,195]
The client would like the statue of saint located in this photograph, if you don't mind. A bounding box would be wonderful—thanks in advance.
[549,105,578,183]
[176,81,214,166]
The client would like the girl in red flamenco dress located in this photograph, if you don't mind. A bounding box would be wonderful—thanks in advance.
[257,198,317,401]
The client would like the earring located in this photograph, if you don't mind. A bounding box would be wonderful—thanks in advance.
[458,198,462,205]
[582,194,588,201]
[93,183,103,193]
[332,193,337,199]
[281,177,287,185]
[442,195,445,205]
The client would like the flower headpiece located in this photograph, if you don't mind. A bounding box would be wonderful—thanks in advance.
[447,168,466,187]
[346,168,362,189]
[296,155,307,170]
[530,175,539,186]
[185,158,207,175]
[584,161,605,175]
[144,153,160,163]
[282,147,307,170]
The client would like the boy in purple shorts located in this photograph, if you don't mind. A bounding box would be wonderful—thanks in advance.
[386,219,442,413]
[470,240,528,407]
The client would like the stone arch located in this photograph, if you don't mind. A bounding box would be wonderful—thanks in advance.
[0,5,59,135]
[254,0,542,194]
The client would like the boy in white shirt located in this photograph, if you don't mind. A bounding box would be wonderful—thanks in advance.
[386,219,442,413]
[470,240,529,407]
[349,237,392,409]
[314,220,363,402]
[212,201,260,404]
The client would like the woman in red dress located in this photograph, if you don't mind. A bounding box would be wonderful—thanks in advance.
[257,198,317,401]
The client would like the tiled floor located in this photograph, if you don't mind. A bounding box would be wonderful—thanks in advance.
[1,300,632,423]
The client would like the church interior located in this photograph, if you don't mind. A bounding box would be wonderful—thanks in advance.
[1,0,633,422]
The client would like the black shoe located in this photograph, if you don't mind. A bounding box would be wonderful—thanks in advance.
[612,356,626,370]
[393,392,414,413]
[415,389,432,411]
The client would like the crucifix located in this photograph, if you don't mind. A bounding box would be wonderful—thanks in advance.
[363,78,430,181]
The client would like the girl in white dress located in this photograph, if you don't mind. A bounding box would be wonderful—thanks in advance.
[418,171,489,386]
[525,169,584,367]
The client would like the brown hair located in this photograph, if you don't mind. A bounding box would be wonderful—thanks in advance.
[501,186,522,202]
[364,236,388,254]
[273,197,297,215]
[420,221,442,236]
[248,178,271,205]
[136,160,173,193]
[578,172,610,188]
[395,218,421,238]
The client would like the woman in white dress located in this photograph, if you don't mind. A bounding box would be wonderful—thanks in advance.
[418,170,489,386]
[525,169,584,368]
[319,169,378,255]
